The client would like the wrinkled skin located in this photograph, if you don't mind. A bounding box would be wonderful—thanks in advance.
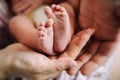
[0,44,59,80]
[69,0,120,75]
[0,29,94,80]
[79,0,120,40]
[0,43,73,80]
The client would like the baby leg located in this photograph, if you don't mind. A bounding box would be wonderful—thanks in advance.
[9,15,38,50]
[9,15,55,55]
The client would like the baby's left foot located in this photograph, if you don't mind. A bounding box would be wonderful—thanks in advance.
[37,19,55,55]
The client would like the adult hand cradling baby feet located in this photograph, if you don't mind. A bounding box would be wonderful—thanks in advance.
[3,0,120,80]
[0,28,94,80]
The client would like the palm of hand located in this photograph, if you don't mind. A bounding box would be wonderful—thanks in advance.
[0,44,74,80]
[79,0,120,40]
[70,0,120,75]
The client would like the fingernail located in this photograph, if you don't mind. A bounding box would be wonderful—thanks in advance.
[87,28,95,34]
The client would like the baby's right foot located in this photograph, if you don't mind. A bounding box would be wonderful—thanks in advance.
[44,4,71,52]
[37,19,55,55]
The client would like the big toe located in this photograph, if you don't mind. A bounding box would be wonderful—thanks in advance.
[44,6,54,18]
[38,22,45,31]
[51,4,60,11]
[52,4,65,12]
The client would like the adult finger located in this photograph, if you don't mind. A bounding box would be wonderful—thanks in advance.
[59,28,95,59]
[0,43,77,80]
[16,3,30,14]
[23,5,38,15]
[12,0,27,14]
[68,41,101,75]
[80,40,119,75]
[11,0,20,5]
[50,58,77,72]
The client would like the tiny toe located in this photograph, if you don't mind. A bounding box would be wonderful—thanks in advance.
[55,5,61,10]
[51,4,59,12]
[45,18,54,27]
[39,22,45,27]
[38,27,42,31]
[38,22,45,31]
[44,6,53,18]
[52,4,62,12]
[39,36,45,40]
[38,27,45,32]
[60,7,66,12]
[38,31,45,37]
[51,4,56,9]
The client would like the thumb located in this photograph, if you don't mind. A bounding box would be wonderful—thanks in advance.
[60,28,95,59]
[51,58,77,71]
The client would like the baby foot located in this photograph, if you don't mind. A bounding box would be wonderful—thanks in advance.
[44,4,71,52]
[37,19,55,55]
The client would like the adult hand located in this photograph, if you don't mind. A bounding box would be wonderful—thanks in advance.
[0,28,94,80]
[68,0,120,75]
[11,0,43,15]
[0,43,75,80]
